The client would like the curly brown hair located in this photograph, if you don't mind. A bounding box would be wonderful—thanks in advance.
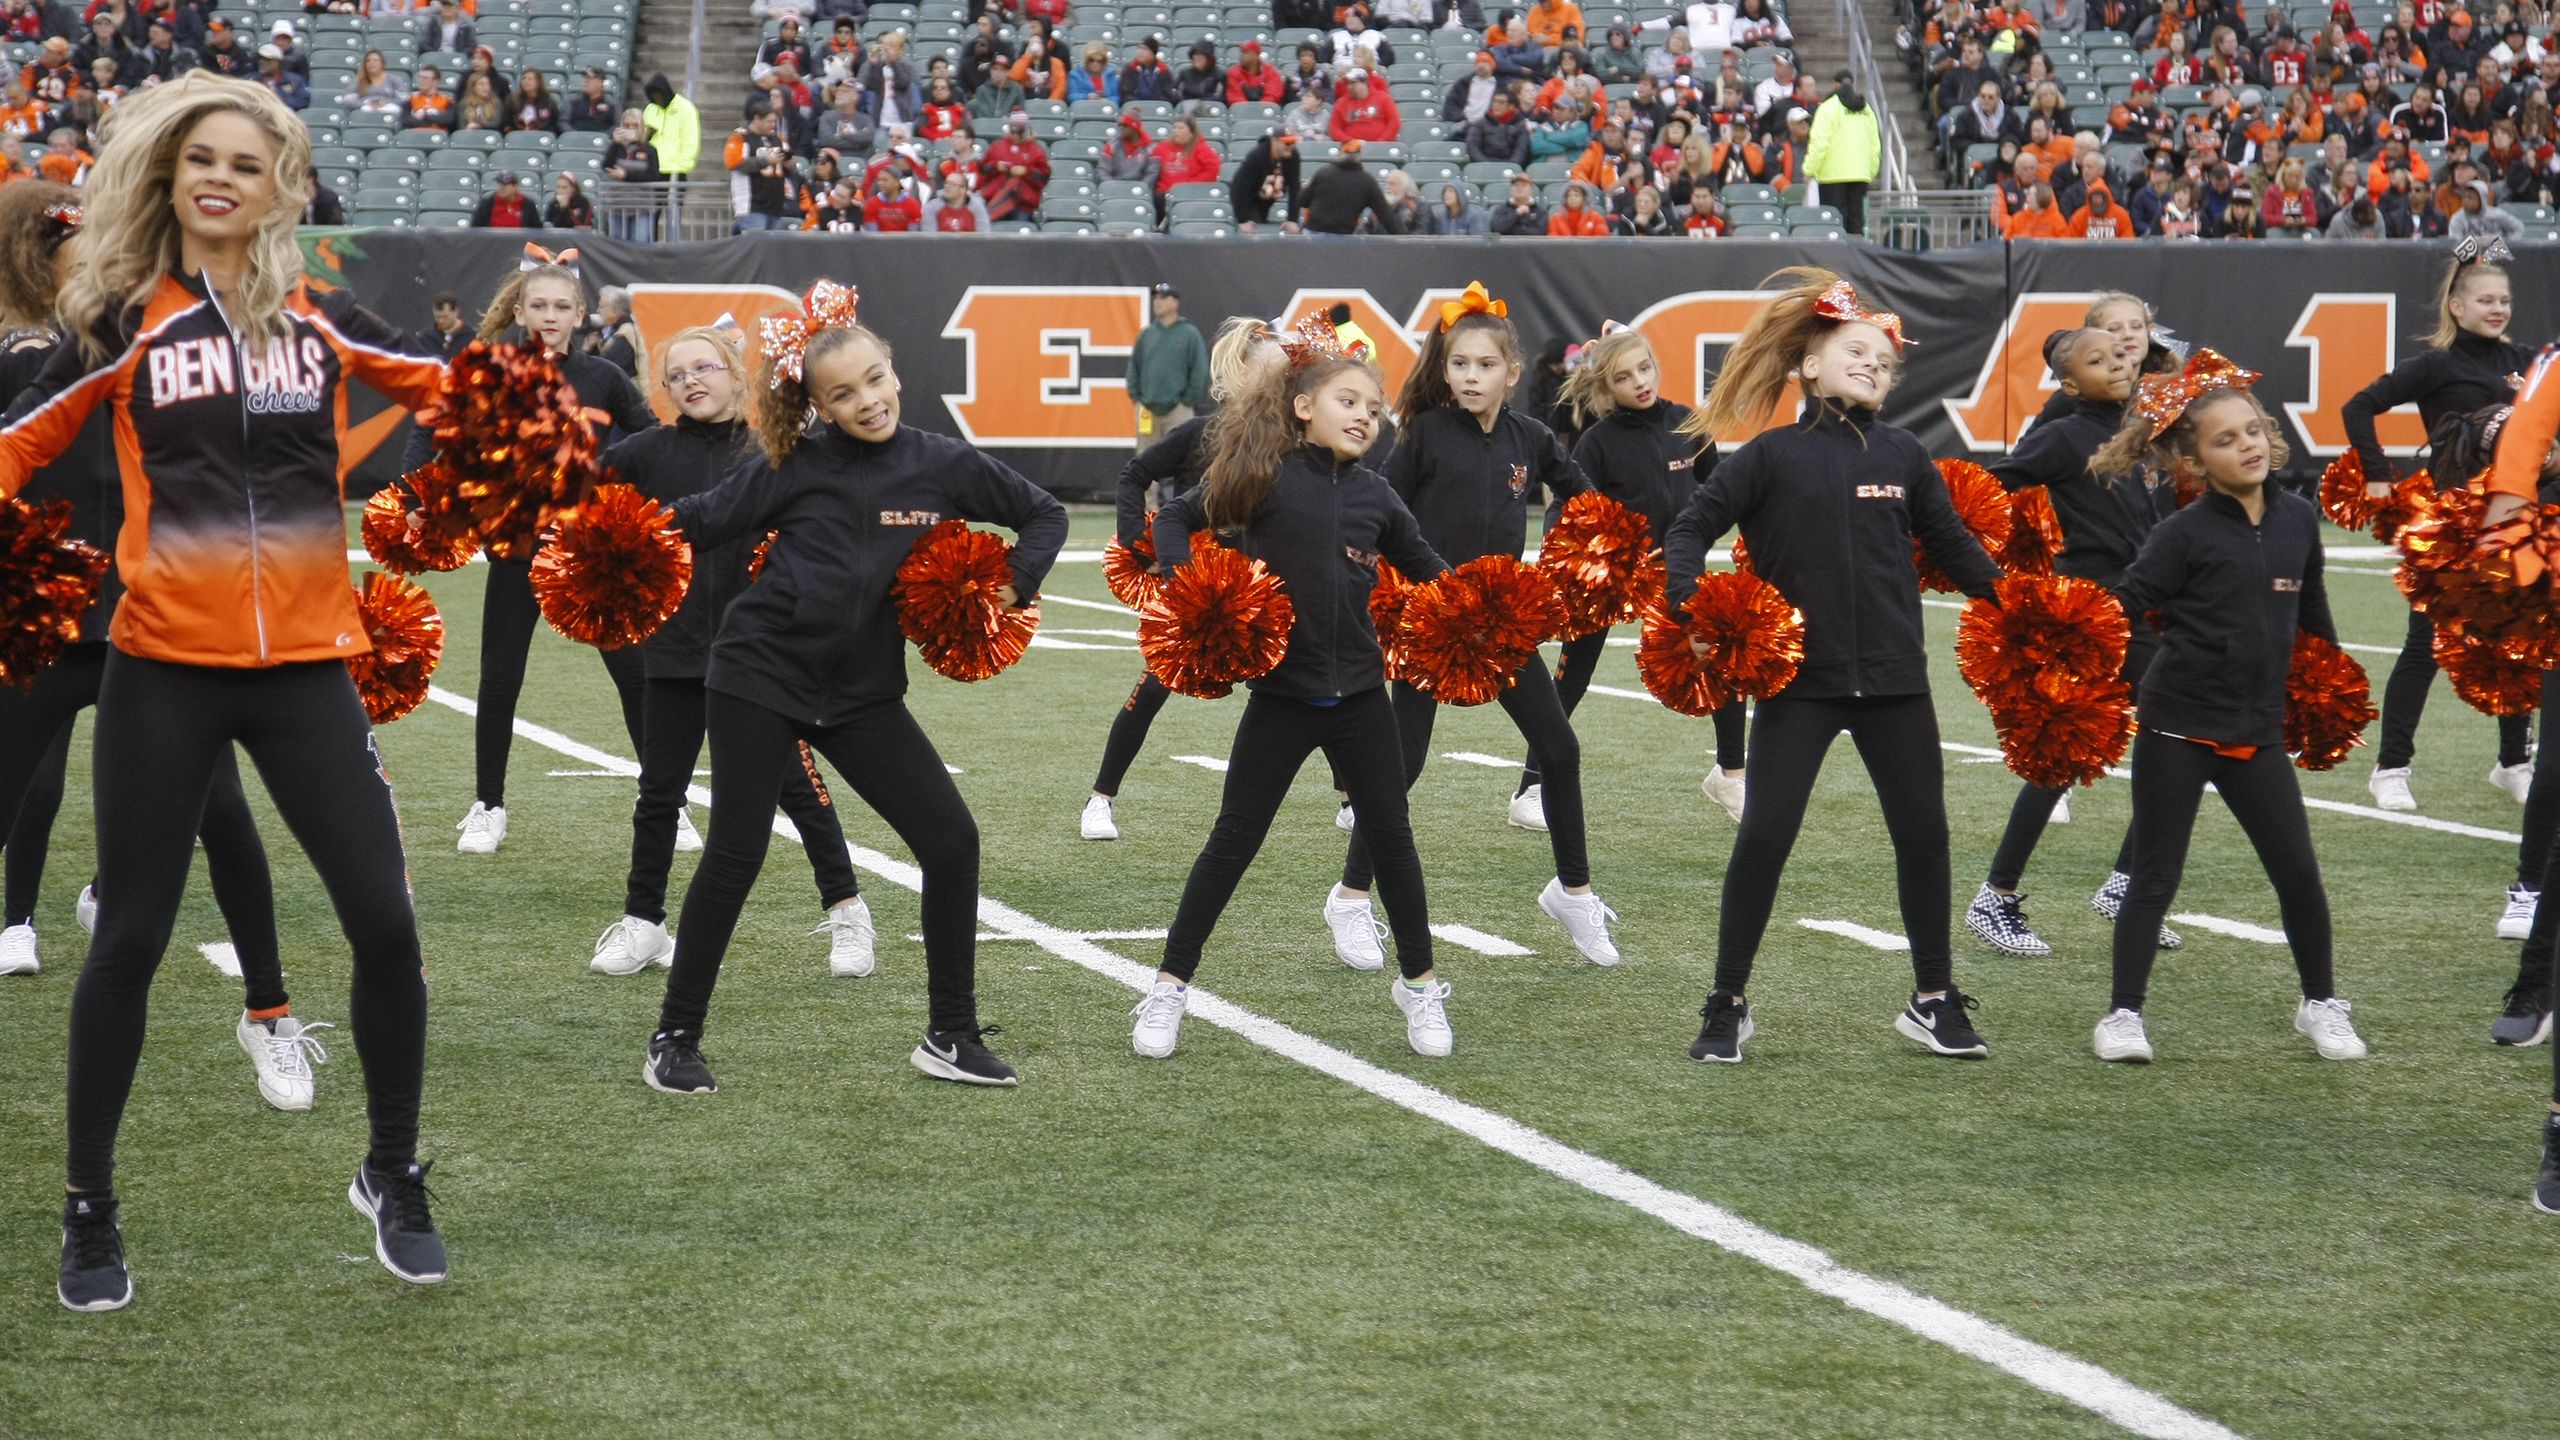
[750,323,886,466]
[1198,355,1380,529]
[0,179,80,330]
[2090,386,2290,484]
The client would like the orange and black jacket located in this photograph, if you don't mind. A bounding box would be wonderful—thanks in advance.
[0,272,445,668]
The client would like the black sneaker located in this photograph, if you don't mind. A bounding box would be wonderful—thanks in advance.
[1964,883,2052,957]
[1688,990,1754,1063]
[2537,1114,2560,1216]
[57,1193,131,1312]
[2493,982,2554,1048]
[348,1159,447,1285]
[910,1025,1019,1086]
[644,1029,717,1094]
[1897,989,1990,1058]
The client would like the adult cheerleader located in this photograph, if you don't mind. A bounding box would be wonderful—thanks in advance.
[1521,323,1744,821]
[640,290,1066,1095]
[2090,358,2367,1065]
[1663,269,2001,1065]
[585,323,875,980]
[0,181,326,1117]
[1329,284,1621,968]
[1129,334,1454,1061]
[0,73,449,1308]
[445,247,658,856]
[1962,326,2182,958]
[2345,240,2533,817]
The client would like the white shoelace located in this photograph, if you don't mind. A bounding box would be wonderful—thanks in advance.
[459,811,494,837]
[809,908,874,944]
[1404,980,1451,1029]
[263,1020,333,1081]
[1131,986,1185,1027]
[595,919,633,955]
[2098,1009,2145,1040]
[2304,998,2357,1039]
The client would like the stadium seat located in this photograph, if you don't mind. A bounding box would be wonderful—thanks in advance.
[1728,222,1785,237]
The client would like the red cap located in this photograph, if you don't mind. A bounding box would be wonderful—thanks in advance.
[1240,39,1260,52]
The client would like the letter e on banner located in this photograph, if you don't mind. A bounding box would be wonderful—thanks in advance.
[943,286,1148,447]
[626,283,804,423]
[2285,294,2426,456]
[1943,293,2097,452]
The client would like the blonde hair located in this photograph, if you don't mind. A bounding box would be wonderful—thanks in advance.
[1558,327,1657,428]
[2427,254,2506,350]
[657,323,746,423]
[1683,266,1885,441]
[60,72,311,362]
[1206,314,1277,403]
[750,323,886,466]
[2091,385,2290,482]
[475,263,586,344]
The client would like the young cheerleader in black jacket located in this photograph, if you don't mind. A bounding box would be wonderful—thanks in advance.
[1129,343,1455,1061]
[641,302,1067,1095]
[582,323,874,982]
[2091,363,2368,1065]
[1662,268,2002,1065]
[1328,285,1622,968]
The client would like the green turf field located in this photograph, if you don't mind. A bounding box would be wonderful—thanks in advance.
[0,506,2552,1439]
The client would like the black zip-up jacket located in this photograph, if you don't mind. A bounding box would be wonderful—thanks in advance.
[601,414,762,680]
[1663,400,2003,701]
[1562,398,1716,545]
[1383,405,1586,566]
[0,328,118,641]
[1154,445,1447,701]
[1990,394,2157,592]
[2116,487,2335,749]
[1116,413,1211,549]
[670,424,1069,723]
[2342,326,2532,485]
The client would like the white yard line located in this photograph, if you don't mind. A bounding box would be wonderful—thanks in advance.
[1170,754,1231,773]
[2167,914,2290,945]
[1441,751,1521,769]
[200,942,242,977]
[1430,924,1535,957]
[423,685,2246,1440]
[1797,918,1913,952]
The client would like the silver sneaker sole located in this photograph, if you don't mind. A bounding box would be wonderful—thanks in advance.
[640,1057,715,1095]
[1896,1012,1989,1058]
[909,1045,1020,1086]
[346,1176,446,1285]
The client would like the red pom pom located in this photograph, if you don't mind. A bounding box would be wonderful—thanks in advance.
[419,341,602,559]
[893,519,1039,682]
[1636,570,1806,715]
[530,482,693,649]
[361,483,477,575]
[1956,574,2130,702]
[2285,631,2378,769]
[1983,670,2135,788]
[1138,544,1295,699]
[345,572,445,724]
[2002,486,2064,576]
[1369,560,1415,682]
[1102,512,1162,609]
[0,497,108,690]
[1538,491,1666,639]
[1392,555,1564,707]
[1916,459,2013,594]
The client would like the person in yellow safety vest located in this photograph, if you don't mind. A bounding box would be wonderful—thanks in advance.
[641,72,702,178]
[1806,67,1881,236]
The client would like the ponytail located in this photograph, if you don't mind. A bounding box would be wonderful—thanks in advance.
[1682,265,1850,443]
[2427,255,2506,350]
[474,262,587,345]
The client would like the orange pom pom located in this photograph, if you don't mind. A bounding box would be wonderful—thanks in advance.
[1102,513,1162,609]
[2002,486,2063,576]
[530,482,693,649]
[2371,470,2434,545]
[1636,570,1805,716]
[1983,669,2135,788]
[1392,555,1564,706]
[0,497,108,690]
[2321,452,2436,541]
[418,341,602,559]
[1916,458,2013,594]
[345,572,445,724]
[893,519,1039,682]
[1538,491,1666,639]
[1956,574,2130,701]
[2285,631,2378,769]
[361,484,477,575]
[1369,560,1415,682]
[2396,489,2554,644]
[1138,544,1295,699]
[2431,624,2546,718]
[746,530,777,582]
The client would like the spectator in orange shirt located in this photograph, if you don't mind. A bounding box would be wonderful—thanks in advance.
[35,126,90,186]
[2367,133,2431,197]
[23,37,80,107]
[1009,39,1068,102]
[406,64,455,128]
[1525,0,1585,49]
[2068,183,2129,237]
[1546,180,1611,234]
[2021,113,2075,175]
[0,79,47,142]
[2001,181,2070,237]
[1570,122,1621,190]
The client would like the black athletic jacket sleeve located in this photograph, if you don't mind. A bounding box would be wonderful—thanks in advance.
[2340,328,2532,485]
[1384,406,1589,565]
[2116,487,2332,748]
[1116,413,1210,549]
[1988,396,2155,591]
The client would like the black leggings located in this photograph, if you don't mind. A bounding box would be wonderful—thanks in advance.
[0,643,287,1011]
[2108,728,2335,1014]
[2519,668,2560,890]
[1712,691,1955,995]
[1984,632,2156,891]
[474,555,648,806]
[659,690,980,1037]
[70,654,427,1190]
[1344,666,1588,890]
[1092,672,1173,797]
[2377,606,2530,769]
[1164,686,1433,981]
[625,675,859,924]
[2517,780,2560,1101]
[1522,628,1745,792]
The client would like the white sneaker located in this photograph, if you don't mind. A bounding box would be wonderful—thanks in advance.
[1391,976,1454,1057]
[74,885,96,935]
[1080,794,1119,841]
[1701,767,1745,822]
[2491,761,2536,805]
[236,1011,332,1112]
[673,810,704,853]
[2501,884,2540,941]
[2368,767,2416,812]
[0,923,36,976]
[815,898,876,978]
[2050,790,2072,825]
[590,915,673,975]
[456,802,507,854]
[1130,979,1188,1058]
[1323,890,1387,971]
[2295,996,2370,1060]
[1507,784,1549,831]
[2092,1007,2154,1063]
[1335,801,1356,832]
[1536,878,1621,965]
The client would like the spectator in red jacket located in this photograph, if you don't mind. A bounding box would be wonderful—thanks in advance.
[864,166,924,231]
[1227,39,1287,105]
[1328,67,1401,143]
[979,110,1052,220]
[1545,179,1612,234]
[1152,114,1222,194]
[930,170,992,230]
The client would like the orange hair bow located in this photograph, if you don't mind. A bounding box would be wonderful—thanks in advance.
[759,280,863,388]
[519,242,580,274]
[2135,347,2261,441]
[1437,280,1509,331]
[1809,279,1911,349]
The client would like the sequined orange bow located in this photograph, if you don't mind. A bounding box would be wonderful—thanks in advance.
[2136,347,2261,440]
[1810,280,1910,349]
[519,242,581,273]
[760,280,863,388]
[40,202,79,227]
[1279,312,1368,370]
[1437,281,1509,332]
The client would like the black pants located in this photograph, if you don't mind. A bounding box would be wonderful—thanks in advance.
[1712,691,1955,995]
[474,555,648,806]
[2377,606,2530,769]
[1984,631,2156,891]
[1821,179,1870,235]
[625,675,859,924]
[1092,672,1173,797]
[1522,628,1745,792]
[1344,667,1589,890]
[2518,799,2560,1100]
[2519,668,2560,889]
[70,654,426,1190]
[2108,728,2335,1014]
[0,642,287,1011]
[1164,687,1433,981]
[658,690,980,1037]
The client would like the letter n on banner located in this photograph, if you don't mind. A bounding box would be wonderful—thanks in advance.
[2285,294,2426,457]
[942,287,1149,447]
[626,283,804,423]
